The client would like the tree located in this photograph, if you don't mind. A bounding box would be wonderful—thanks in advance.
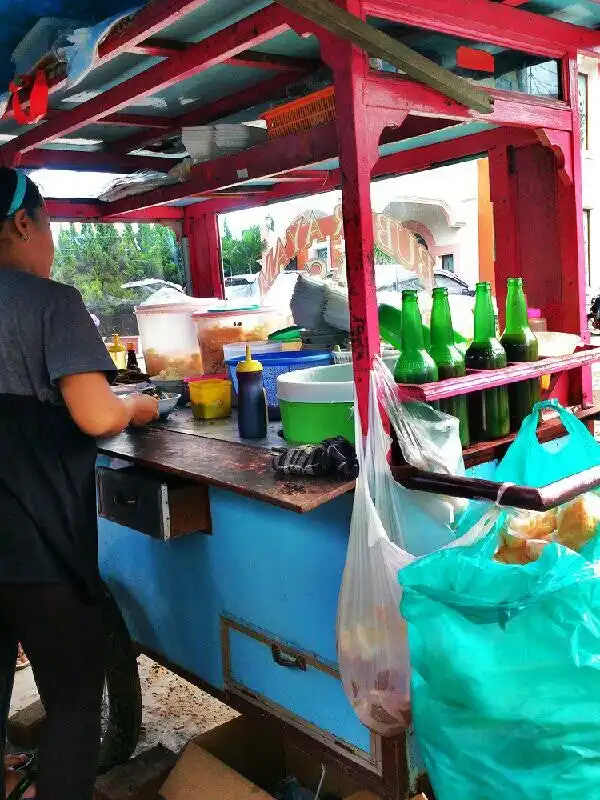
[52,222,186,303]
[220,224,264,278]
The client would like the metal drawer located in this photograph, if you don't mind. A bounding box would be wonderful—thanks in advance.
[97,466,211,540]
[221,616,379,773]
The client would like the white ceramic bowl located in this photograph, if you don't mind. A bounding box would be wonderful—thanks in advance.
[157,393,181,418]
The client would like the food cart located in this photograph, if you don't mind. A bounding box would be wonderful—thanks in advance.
[2,0,600,796]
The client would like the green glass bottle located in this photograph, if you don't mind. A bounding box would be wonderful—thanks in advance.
[378,303,403,351]
[430,287,470,446]
[379,302,468,354]
[501,277,540,432]
[394,290,438,384]
[465,281,510,441]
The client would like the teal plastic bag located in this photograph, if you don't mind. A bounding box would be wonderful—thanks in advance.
[496,399,600,486]
[400,537,600,800]
[399,400,600,799]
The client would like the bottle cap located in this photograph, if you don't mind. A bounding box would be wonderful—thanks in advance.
[126,342,136,351]
[236,344,263,374]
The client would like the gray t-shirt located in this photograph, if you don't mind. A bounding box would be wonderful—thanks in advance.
[0,268,115,401]
[0,268,116,592]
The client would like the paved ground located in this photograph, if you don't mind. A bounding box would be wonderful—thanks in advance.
[10,655,236,757]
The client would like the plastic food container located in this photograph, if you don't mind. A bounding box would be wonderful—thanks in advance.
[528,308,548,334]
[226,350,333,411]
[136,301,214,379]
[193,307,286,375]
[189,379,232,420]
[277,359,398,444]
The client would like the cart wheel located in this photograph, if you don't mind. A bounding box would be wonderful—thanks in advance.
[97,587,142,774]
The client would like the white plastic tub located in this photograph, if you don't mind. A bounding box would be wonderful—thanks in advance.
[277,358,398,444]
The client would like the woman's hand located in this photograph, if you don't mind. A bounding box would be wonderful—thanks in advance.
[125,394,159,427]
[59,373,158,437]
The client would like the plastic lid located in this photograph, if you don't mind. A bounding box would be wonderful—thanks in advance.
[109,334,124,351]
[135,302,211,315]
[236,345,263,374]
[192,305,277,320]
[527,307,543,318]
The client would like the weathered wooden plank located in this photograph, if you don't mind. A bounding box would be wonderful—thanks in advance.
[275,0,494,113]
[98,427,354,513]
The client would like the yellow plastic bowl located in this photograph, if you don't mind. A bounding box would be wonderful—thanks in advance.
[189,379,232,420]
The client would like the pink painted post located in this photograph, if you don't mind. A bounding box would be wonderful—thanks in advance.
[323,3,382,432]
[488,143,520,329]
[183,209,224,299]
[556,56,592,405]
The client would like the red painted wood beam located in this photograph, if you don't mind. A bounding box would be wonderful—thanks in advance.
[109,71,305,155]
[130,37,188,58]
[269,169,331,182]
[366,73,574,131]
[97,0,212,60]
[372,126,537,180]
[20,148,177,173]
[102,123,340,215]
[2,0,215,122]
[0,6,289,162]
[46,199,185,221]
[43,109,175,129]
[362,0,600,57]
[183,210,224,297]
[129,38,316,72]
[100,114,176,129]
[227,51,318,72]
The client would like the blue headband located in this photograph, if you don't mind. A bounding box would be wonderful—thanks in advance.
[6,171,26,217]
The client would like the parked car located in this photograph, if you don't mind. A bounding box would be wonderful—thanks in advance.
[376,263,474,295]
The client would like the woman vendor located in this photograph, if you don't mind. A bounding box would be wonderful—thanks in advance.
[0,167,159,800]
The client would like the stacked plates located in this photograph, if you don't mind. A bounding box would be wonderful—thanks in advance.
[182,124,267,162]
[290,275,327,330]
[323,284,350,332]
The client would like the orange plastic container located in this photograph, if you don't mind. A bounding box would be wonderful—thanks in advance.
[261,87,335,139]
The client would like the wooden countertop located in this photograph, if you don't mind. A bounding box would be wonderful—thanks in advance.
[98,425,354,514]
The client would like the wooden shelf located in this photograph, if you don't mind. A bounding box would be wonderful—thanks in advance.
[395,345,600,402]
[392,406,600,510]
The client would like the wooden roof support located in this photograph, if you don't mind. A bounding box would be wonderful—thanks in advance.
[362,0,600,57]
[274,0,493,113]
[20,148,177,174]
[0,5,289,163]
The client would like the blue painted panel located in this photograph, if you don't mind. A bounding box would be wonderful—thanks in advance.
[99,485,355,702]
[98,453,508,752]
[229,627,371,751]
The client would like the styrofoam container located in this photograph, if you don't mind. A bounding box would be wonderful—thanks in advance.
[536,331,582,358]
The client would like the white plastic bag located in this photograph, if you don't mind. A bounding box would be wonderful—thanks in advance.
[337,364,499,736]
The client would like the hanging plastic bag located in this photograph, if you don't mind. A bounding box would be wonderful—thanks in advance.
[373,355,468,525]
[399,401,600,800]
[337,364,496,736]
[496,398,600,486]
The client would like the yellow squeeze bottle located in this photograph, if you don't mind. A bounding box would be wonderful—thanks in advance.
[108,334,127,370]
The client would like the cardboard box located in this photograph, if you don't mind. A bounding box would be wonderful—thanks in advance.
[159,716,376,800]
[160,717,283,800]
[160,743,273,800]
